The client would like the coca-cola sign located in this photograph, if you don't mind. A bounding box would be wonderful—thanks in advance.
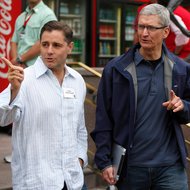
[0,0,22,92]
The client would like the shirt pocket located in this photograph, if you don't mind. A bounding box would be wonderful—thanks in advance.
[63,97,80,120]
[14,22,25,42]
[25,22,41,40]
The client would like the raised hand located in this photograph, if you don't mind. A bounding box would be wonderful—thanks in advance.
[1,57,24,91]
[162,90,184,112]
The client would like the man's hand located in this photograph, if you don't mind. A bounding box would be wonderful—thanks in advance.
[78,158,84,168]
[1,57,24,101]
[11,57,26,68]
[162,90,184,112]
[102,166,116,185]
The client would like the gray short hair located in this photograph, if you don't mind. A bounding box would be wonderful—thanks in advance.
[139,4,170,27]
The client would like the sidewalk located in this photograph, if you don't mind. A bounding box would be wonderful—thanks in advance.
[0,132,12,190]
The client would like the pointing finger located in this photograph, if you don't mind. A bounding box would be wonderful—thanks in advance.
[1,57,24,73]
[170,90,176,100]
[1,57,14,69]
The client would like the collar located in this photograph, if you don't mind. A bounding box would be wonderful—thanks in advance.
[113,43,172,82]
[134,47,165,67]
[134,49,144,66]
[26,1,44,14]
[34,57,76,79]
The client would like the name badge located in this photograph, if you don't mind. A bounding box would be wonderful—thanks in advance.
[63,88,75,99]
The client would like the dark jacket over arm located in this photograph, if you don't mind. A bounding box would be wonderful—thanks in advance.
[91,44,190,176]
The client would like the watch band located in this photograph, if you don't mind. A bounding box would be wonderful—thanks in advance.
[16,55,23,64]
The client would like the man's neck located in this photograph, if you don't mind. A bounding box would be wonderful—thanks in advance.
[52,66,65,86]
[29,0,41,9]
[139,47,162,61]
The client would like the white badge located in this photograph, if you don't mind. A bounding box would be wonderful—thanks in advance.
[63,88,76,98]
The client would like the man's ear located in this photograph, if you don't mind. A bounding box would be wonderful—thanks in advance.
[67,42,74,54]
[163,27,170,39]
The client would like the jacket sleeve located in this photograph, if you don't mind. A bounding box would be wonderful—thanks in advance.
[174,63,190,124]
[90,66,114,170]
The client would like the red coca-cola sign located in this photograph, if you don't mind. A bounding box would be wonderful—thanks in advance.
[0,0,22,92]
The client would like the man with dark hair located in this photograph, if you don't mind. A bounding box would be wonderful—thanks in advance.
[4,0,57,163]
[0,21,88,190]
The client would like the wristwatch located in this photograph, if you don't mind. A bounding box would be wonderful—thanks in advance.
[16,55,23,64]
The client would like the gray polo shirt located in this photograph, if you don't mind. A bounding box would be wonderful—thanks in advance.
[128,49,180,167]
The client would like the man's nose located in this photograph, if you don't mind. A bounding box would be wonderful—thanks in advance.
[142,27,149,35]
[47,45,53,53]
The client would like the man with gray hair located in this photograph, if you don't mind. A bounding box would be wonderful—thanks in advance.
[91,4,190,189]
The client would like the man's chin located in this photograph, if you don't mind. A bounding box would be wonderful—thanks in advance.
[140,43,152,50]
[45,62,54,69]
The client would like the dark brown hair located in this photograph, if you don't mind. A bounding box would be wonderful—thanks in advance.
[40,21,73,43]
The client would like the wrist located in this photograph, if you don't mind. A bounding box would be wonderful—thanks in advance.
[16,55,23,64]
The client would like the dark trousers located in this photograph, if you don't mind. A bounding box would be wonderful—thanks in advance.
[62,183,87,190]
[62,182,67,190]
[116,163,188,190]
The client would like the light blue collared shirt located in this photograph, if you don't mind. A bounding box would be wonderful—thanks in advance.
[0,57,88,190]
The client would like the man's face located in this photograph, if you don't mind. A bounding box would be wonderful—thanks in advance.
[138,14,169,51]
[40,30,73,71]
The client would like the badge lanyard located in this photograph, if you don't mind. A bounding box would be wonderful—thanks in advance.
[23,11,34,30]
[20,11,34,37]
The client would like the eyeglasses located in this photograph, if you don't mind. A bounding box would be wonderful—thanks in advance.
[137,24,167,32]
